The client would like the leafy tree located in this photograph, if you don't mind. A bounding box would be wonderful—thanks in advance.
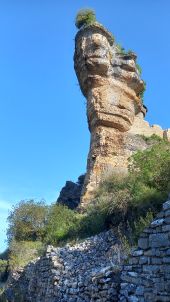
[7,200,48,243]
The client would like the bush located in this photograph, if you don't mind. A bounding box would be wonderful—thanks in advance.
[44,202,107,246]
[0,260,8,283]
[7,200,48,243]
[133,211,154,242]
[129,140,170,192]
[75,9,96,29]
[9,241,45,270]
[0,260,8,273]
[44,204,81,245]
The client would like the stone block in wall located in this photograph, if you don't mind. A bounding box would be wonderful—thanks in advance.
[138,237,149,250]
[163,200,170,210]
[149,233,170,248]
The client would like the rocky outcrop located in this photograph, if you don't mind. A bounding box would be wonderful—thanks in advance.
[74,23,145,208]
[120,198,170,301]
[57,175,85,209]
[74,23,170,208]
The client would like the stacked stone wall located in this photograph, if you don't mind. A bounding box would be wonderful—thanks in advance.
[120,199,170,302]
[4,231,123,302]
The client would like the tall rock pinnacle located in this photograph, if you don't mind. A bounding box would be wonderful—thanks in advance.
[74,22,169,208]
[74,23,145,207]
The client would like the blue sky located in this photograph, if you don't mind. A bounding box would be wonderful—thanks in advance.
[0,0,170,252]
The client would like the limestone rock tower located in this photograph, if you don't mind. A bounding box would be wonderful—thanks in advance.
[74,22,169,208]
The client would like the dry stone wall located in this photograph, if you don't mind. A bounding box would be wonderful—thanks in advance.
[4,230,123,302]
[120,198,170,302]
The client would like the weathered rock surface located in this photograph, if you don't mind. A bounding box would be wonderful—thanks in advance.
[74,23,170,208]
[57,175,85,209]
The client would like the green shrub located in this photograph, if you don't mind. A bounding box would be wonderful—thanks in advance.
[132,211,154,242]
[139,134,163,144]
[44,204,81,245]
[129,140,170,191]
[0,260,8,283]
[9,241,45,269]
[7,200,48,243]
[75,9,96,29]
[0,260,8,274]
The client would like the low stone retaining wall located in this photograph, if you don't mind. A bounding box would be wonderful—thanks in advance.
[120,199,170,302]
[5,230,123,302]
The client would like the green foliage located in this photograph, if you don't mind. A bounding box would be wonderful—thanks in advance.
[116,43,126,54]
[87,140,170,242]
[129,140,170,192]
[0,260,8,283]
[139,80,146,102]
[9,241,45,269]
[75,9,96,29]
[5,140,170,264]
[0,250,9,261]
[140,134,163,144]
[116,44,134,56]
[44,204,80,245]
[44,203,107,246]
[133,211,154,242]
[7,200,48,243]
[136,63,142,75]
[0,260,7,274]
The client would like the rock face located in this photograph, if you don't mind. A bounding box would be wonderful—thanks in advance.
[74,23,170,208]
[57,175,85,209]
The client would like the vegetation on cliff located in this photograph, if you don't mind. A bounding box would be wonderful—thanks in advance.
[3,136,169,270]
[75,9,96,29]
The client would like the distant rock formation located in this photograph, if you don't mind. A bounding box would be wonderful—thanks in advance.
[57,175,85,209]
[74,22,170,208]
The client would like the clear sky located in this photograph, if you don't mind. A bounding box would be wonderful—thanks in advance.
[0,0,169,252]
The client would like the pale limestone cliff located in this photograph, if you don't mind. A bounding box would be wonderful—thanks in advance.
[74,23,170,208]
